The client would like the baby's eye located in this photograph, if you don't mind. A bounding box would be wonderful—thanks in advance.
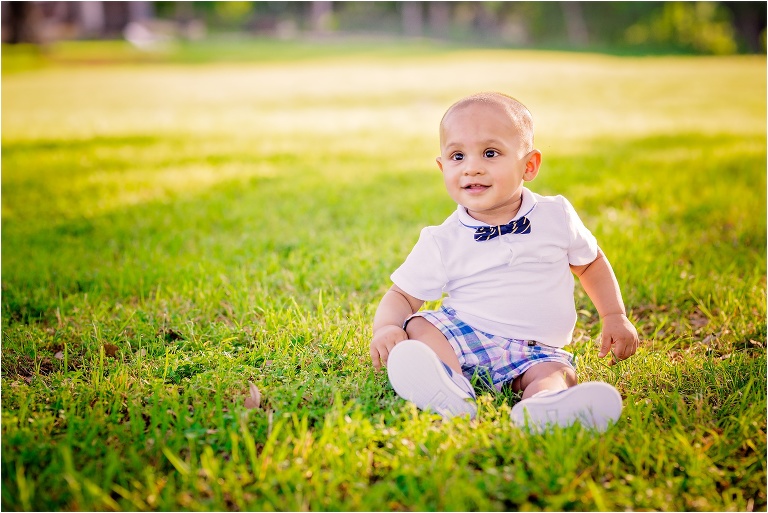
[451,152,464,161]
[484,149,499,158]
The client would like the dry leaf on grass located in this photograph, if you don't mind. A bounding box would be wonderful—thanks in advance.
[54,351,64,360]
[244,381,261,409]
[104,343,119,357]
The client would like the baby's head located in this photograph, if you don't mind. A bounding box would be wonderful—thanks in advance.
[436,93,541,224]
[439,92,535,155]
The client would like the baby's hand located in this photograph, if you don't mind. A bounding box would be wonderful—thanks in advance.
[598,314,639,365]
[370,325,409,371]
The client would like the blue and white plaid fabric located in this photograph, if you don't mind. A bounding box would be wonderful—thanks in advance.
[406,305,575,391]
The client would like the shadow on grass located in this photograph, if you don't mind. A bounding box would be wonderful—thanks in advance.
[2,130,765,327]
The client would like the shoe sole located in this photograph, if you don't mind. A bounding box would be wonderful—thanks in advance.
[510,381,622,433]
[387,340,477,419]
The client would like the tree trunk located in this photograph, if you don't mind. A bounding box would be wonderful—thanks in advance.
[427,1,450,39]
[128,1,154,23]
[4,1,43,44]
[561,1,588,46]
[722,1,767,53]
[402,1,423,37]
[78,1,105,38]
[310,1,333,35]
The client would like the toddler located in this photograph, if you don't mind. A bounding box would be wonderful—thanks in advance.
[370,92,639,431]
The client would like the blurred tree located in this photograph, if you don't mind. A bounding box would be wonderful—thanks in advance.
[474,2,498,35]
[402,1,423,37]
[511,2,568,46]
[581,2,665,45]
[449,1,502,42]
[3,1,43,44]
[310,1,333,34]
[325,2,395,34]
[561,1,589,45]
[128,1,154,23]
[78,1,105,37]
[625,2,738,54]
[721,1,767,52]
[214,1,253,28]
[427,1,450,39]
[2,1,763,55]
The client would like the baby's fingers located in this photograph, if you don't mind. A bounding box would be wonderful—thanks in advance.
[597,333,614,359]
[614,338,638,361]
[370,340,397,371]
[370,345,383,370]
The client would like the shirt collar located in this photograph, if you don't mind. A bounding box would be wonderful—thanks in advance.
[456,187,538,229]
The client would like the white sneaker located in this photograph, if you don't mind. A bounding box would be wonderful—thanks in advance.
[387,339,477,419]
[510,381,622,433]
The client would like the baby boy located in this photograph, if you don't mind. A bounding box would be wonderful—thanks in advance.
[370,92,639,431]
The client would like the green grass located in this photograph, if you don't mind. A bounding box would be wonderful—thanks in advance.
[2,41,766,511]
[0,38,462,74]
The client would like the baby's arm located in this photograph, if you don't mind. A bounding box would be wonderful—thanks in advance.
[571,249,639,364]
[370,285,424,370]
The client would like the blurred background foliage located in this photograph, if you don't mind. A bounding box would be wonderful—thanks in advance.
[2,1,766,57]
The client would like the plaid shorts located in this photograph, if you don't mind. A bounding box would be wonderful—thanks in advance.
[406,305,575,391]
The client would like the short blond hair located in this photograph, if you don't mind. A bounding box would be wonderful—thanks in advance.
[440,92,535,151]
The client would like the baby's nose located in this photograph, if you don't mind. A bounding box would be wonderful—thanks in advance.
[463,160,485,175]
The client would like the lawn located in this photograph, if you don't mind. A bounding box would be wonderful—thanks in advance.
[1,40,766,511]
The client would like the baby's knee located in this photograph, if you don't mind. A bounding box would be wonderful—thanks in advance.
[542,362,577,386]
[523,361,577,389]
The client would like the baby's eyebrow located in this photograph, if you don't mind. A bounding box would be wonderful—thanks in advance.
[476,138,506,147]
[441,141,463,152]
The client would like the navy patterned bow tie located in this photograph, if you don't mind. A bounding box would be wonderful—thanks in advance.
[474,216,531,241]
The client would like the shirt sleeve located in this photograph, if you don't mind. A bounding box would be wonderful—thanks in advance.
[390,227,448,301]
[560,196,599,265]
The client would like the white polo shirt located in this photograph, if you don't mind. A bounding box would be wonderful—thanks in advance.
[391,188,598,348]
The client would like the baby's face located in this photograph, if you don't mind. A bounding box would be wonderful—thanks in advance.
[437,102,538,225]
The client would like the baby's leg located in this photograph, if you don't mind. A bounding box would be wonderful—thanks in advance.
[512,361,577,399]
[510,362,621,432]
[404,316,462,374]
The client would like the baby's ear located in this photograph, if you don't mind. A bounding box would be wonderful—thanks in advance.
[523,150,542,181]
[436,157,444,172]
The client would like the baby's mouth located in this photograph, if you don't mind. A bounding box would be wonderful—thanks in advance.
[463,184,490,191]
